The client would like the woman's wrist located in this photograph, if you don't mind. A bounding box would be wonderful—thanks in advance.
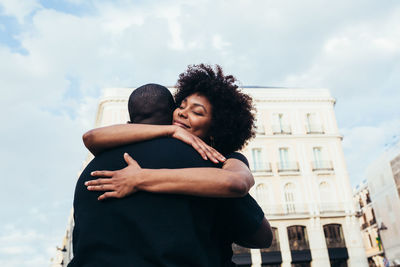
[167,125,179,137]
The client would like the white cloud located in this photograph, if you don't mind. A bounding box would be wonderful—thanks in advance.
[0,0,41,24]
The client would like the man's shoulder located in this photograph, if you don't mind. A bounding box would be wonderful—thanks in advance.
[95,137,216,169]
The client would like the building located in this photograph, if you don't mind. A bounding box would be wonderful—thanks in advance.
[54,87,367,267]
[353,180,384,266]
[366,143,400,266]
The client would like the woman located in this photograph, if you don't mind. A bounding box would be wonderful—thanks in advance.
[84,64,272,252]
[85,64,257,199]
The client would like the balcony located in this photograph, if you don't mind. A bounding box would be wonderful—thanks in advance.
[361,222,369,230]
[369,218,376,226]
[319,202,346,214]
[261,203,310,217]
[311,161,334,171]
[256,125,265,135]
[305,124,324,134]
[272,124,292,135]
[251,162,273,174]
[277,161,300,173]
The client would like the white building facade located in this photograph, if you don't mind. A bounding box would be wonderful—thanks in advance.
[366,144,400,266]
[54,87,367,267]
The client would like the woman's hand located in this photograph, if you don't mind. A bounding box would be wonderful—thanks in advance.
[85,153,142,200]
[172,126,225,163]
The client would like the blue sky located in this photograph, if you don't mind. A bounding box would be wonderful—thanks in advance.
[0,0,399,266]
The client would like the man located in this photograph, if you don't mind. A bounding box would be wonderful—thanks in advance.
[69,84,270,267]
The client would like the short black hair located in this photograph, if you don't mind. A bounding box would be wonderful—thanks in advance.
[175,64,256,154]
[128,83,175,125]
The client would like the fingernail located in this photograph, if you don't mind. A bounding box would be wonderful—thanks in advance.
[85,182,88,185]
[91,172,94,175]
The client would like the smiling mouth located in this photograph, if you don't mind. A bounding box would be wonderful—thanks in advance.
[173,121,190,129]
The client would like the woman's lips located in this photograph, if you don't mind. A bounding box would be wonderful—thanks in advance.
[173,121,190,129]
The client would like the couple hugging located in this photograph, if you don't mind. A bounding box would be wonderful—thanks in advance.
[69,64,272,267]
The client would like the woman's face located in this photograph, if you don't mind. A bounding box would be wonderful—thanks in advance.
[172,93,212,140]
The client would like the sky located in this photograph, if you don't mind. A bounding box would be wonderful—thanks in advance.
[0,0,399,266]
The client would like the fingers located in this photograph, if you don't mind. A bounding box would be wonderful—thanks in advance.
[85,178,113,186]
[191,144,207,160]
[98,191,119,201]
[91,170,114,177]
[87,184,115,191]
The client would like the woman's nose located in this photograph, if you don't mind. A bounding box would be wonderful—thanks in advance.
[178,109,188,118]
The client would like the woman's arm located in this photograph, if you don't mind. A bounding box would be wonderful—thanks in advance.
[86,153,255,200]
[83,124,225,163]
[83,124,174,156]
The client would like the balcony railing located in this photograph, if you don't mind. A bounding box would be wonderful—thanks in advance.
[256,125,265,134]
[272,124,292,135]
[306,124,324,134]
[369,218,376,226]
[311,161,334,171]
[277,161,300,172]
[251,162,272,173]
[260,203,310,216]
[319,202,345,213]
[361,222,369,230]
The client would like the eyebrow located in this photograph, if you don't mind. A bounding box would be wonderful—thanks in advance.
[192,103,208,114]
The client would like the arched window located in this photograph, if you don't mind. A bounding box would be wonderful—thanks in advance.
[284,183,296,213]
[323,224,346,248]
[256,183,268,204]
[261,227,280,252]
[287,225,310,251]
[231,243,251,267]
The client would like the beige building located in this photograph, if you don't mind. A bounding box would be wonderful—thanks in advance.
[366,143,400,266]
[353,180,384,266]
[54,87,367,267]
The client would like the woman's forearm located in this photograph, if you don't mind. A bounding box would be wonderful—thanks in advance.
[83,124,176,156]
[136,161,254,197]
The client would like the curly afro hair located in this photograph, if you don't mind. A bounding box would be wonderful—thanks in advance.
[174,64,256,155]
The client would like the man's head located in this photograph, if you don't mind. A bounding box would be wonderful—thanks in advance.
[128,83,175,125]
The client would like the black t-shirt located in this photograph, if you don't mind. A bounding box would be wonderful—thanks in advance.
[216,153,265,267]
[69,138,264,267]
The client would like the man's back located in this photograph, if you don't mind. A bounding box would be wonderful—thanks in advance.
[70,138,221,267]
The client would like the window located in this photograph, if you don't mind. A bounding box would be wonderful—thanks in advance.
[279,147,289,170]
[287,225,310,251]
[278,148,298,172]
[261,227,280,252]
[313,147,322,166]
[252,148,264,171]
[306,113,324,134]
[256,118,265,134]
[284,183,296,213]
[256,183,268,205]
[323,224,346,248]
[272,113,291,134]
[312,147,333,171]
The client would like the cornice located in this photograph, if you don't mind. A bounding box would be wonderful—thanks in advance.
[251,134,343,140]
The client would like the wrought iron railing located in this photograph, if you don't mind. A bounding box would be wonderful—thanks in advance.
[251,162,272,173]
[277,161,299,172]
[272,124,292,134]
[311,161,334,171]
[305,124,324,134]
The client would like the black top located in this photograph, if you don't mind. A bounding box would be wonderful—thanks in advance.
[216,153,265,267]
[69,138,264,267]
